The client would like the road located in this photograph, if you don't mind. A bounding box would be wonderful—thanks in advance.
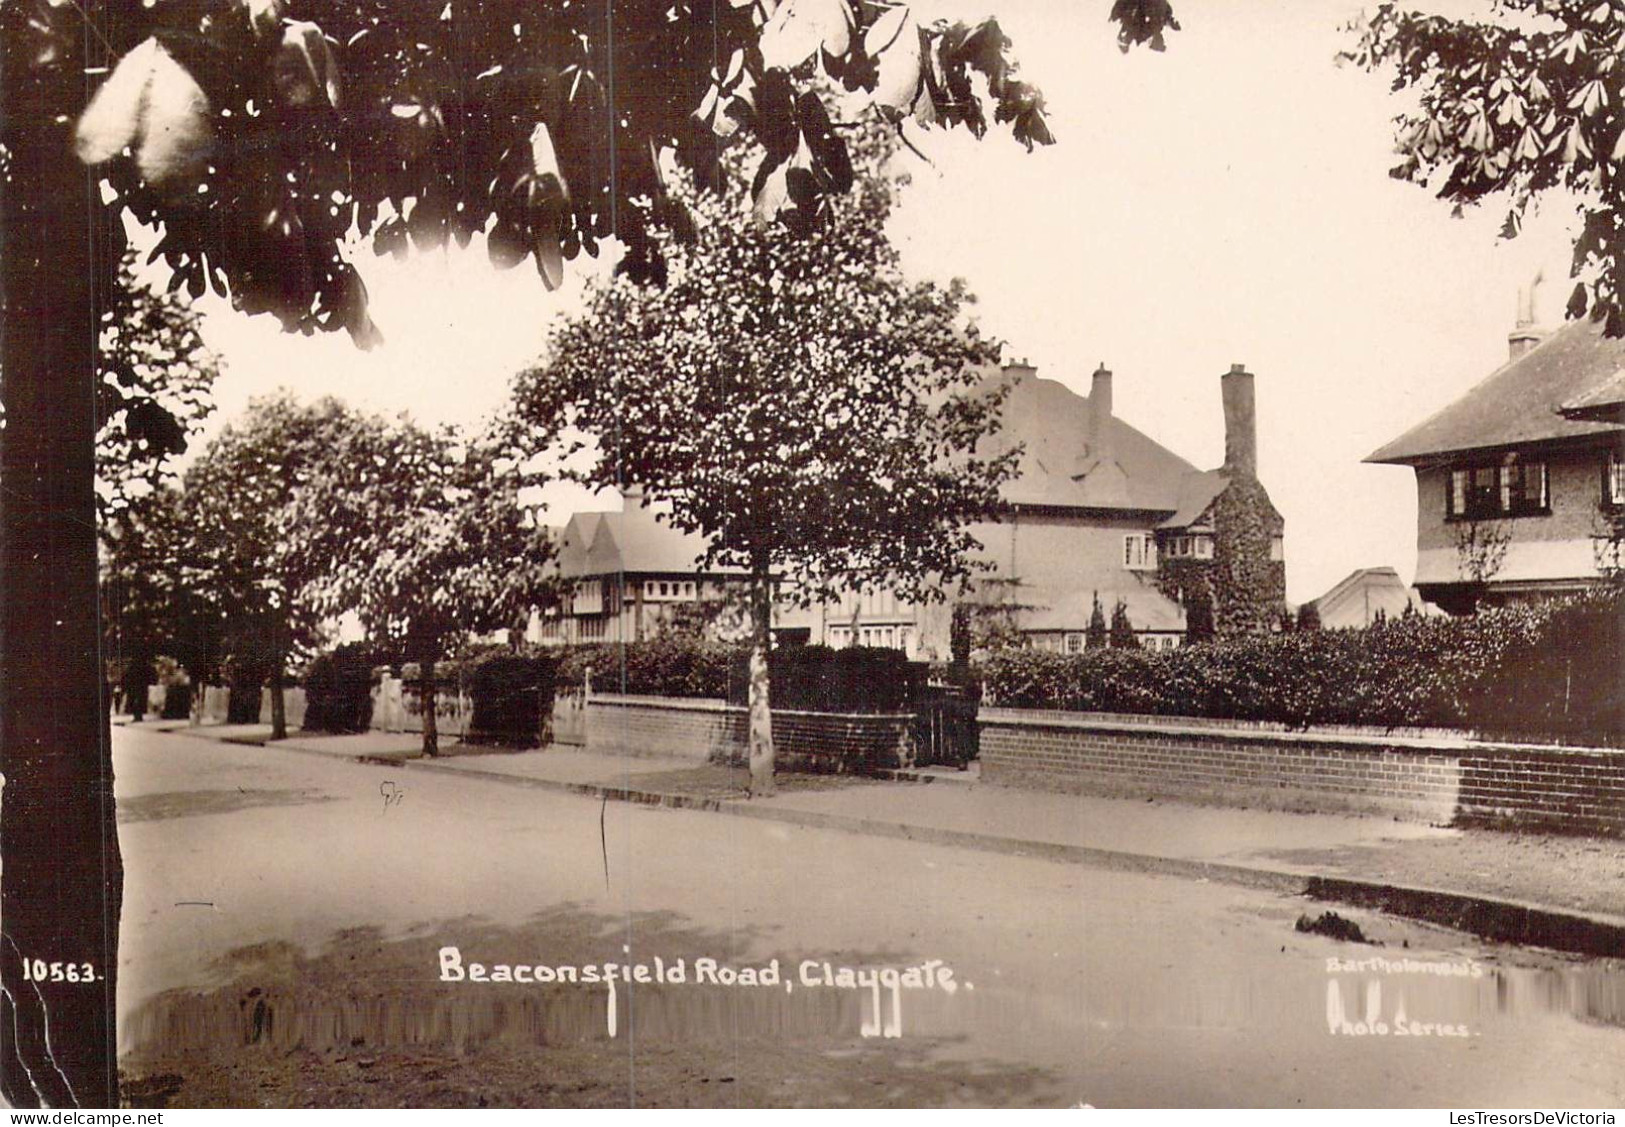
[112,725,1625,1108]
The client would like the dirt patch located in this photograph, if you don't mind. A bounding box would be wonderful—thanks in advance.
[117,789,337,824]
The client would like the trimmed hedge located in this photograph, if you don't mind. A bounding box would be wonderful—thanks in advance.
[302,644,380,734]
[548,639,929,713]
[553,637,740,700]
[463,651,557,748]
[979,588,1624,746]
[727,645,929,713]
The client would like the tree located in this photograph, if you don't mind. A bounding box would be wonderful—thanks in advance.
[0,0,1152,1106]
[1296,600,1323,632]
[509,137,1019,795]
[99,484,230,713]
[287,412,553,757]
[1109,598,1137,648]
[179,394,355,740]
[1087,591,1109,649]
[1345,2,1625,334]
[95,253,223,515]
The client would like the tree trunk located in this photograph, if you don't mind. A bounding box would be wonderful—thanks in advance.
[420,656,439,758]
[747,554,776,797]
[0,28,123,1105]
[269,666,288,741]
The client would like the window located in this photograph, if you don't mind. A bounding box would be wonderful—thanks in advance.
[1193,536,1213,559]
[1065,632,1085,654]
[1270,535,1284,563]
[1608,449,1625,508]
[572,580,603,615]
[1124,533,1156,571]
[1446,459,1550,519]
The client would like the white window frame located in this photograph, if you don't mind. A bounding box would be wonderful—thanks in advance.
[1124,533,1156,571]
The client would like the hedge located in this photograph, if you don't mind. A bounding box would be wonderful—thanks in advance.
[302,644,380,734]
[979,588,1624,746]
[727,645,929,713]
[552,637,740,699]
[462,651,557,748]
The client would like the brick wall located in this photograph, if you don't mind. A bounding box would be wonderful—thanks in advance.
[980,708,1625,836]
[586,694,916,768]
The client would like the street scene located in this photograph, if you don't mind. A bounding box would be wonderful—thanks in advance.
[111,723,1625,1107]
[4,0,1625,1113]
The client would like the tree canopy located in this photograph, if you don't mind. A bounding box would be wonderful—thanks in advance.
[287,411,552,655]
[509,132,1018,607]
[1347,0,1625,332]
[95,253,222,514]
[5,0,1070,350]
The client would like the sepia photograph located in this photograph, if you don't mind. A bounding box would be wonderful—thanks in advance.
[1,0,1623,1112]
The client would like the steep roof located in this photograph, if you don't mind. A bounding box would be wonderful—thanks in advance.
[555,500,741,580]
[1306,566,1443,627]
[1157,469,1227,530]
[1366,318,1625,465]
[978,373,1204,512]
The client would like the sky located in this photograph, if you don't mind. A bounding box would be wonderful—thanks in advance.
[174,0,1580,604]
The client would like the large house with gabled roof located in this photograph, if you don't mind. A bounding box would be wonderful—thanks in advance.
[1367,314,1625,614]
[536,360,1290,657]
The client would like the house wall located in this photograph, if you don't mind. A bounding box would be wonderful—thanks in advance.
[966,509,1161,599]
[979,708,1625,836]
[776,509,1172,659]
[1413,448,1615,592]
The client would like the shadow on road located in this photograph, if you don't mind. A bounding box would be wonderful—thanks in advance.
[120,903,1059,1108]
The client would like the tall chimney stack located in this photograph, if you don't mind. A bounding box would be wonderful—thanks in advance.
[1088,363,1113,460]
[1221,363,1257,478]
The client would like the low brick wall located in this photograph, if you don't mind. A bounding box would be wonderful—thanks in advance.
[585,694,915,768]
[979,708,1625,836]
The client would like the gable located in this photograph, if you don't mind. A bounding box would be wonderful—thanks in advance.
[977,373,1203,513]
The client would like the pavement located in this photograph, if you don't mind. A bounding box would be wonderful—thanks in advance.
[115,715,1625,958]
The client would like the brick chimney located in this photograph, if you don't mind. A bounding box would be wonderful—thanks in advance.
[1221,363,1257,478]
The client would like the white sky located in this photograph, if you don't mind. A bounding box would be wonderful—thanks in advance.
[178,0,1577,604]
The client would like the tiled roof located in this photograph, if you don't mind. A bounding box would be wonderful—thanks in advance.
[1366,318,1625,465]
[1157,469,1227,530]
[977,373,1204,512]
[1560,367,1625,421]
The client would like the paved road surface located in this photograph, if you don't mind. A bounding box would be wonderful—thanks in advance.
[112,725,1625,1107]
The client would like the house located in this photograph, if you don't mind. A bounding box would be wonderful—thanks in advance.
[538,361,1290,658]
[1303,567,1439,630]
[1366,314,1625,614]
[781,360,1288,656]
[533,493,747,645]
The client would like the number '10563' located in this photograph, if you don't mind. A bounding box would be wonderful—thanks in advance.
[20,960,97,983]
